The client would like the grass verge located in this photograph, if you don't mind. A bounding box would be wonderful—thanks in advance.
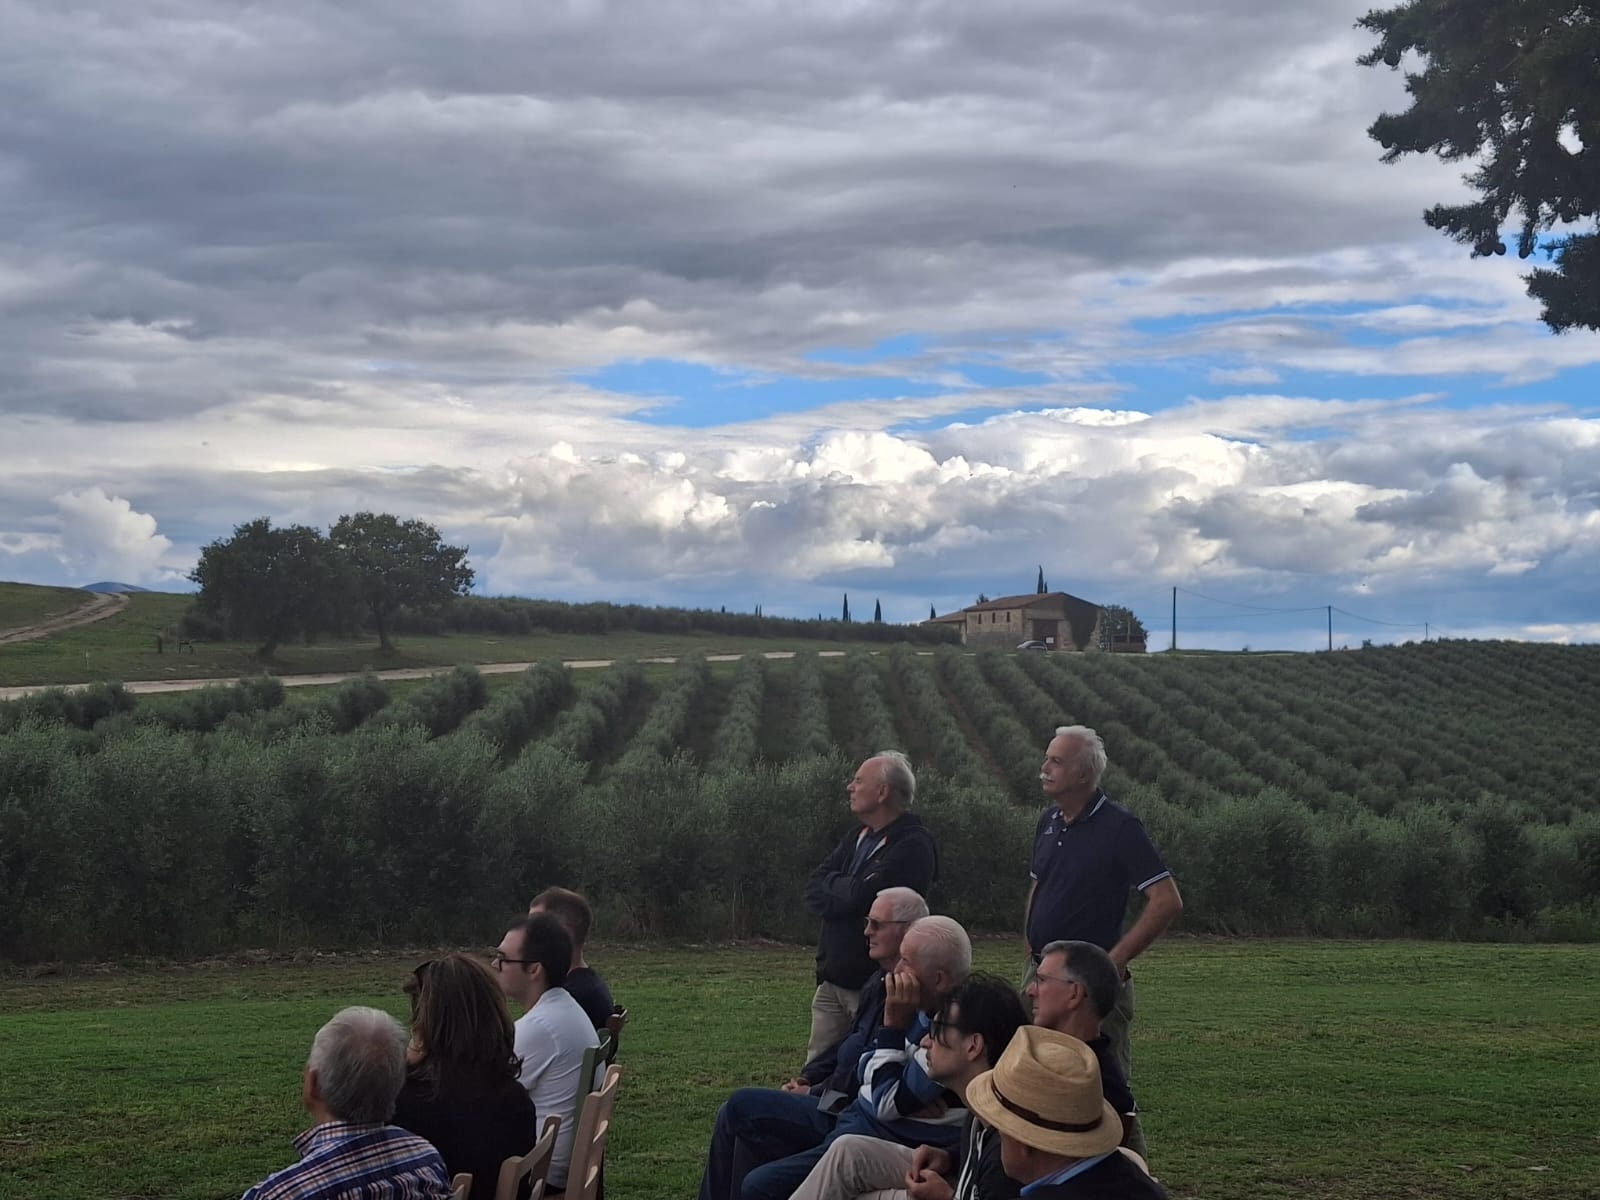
[0,593,912,688]
[1,939,1595,1200]
[0,582,92,631]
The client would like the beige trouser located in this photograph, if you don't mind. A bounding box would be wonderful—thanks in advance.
[806,982,862,1064]
[788,1134,914,1200]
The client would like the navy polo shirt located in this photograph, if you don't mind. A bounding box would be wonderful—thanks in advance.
[1026,791,1172,955]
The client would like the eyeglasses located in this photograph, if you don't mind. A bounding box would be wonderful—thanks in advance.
[491,951,537,968]
[864,918,910,932]
[1032,970,1080,988]
[928,1015,966,1042]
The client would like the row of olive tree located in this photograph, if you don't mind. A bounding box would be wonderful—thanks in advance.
[3,714,1598,962]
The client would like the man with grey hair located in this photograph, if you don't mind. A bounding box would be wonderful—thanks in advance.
[243,1006,451,1200]
[1026,939,1142,1156]
[699,915,974,1200]
[1024,725,1183,1084]
[786,887,931,1101]
[804,751,938,1062]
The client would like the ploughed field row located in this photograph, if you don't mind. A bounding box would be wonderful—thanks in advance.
[3,640,1598,960]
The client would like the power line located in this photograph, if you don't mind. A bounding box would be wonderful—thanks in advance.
[1329,606,1427,629]
[1174,587,1325,615]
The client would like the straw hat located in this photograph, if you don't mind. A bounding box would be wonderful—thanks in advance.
[965,1026,1122,1158]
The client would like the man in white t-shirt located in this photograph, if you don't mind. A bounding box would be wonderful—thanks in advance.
[493,912,601,1190]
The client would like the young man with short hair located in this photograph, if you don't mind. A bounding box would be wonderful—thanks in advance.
[529,885,616,1029]
[493,913,599,1191]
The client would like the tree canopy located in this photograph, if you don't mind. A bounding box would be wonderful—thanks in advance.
[189,518,347,657]
[1098,604,1148,650]
[1359,1,1600,331]
[329,512,474,651]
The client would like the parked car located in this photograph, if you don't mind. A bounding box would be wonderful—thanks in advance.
[1016,639,1048,651]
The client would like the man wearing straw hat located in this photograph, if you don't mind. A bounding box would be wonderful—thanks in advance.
[966,1027,1166,1199]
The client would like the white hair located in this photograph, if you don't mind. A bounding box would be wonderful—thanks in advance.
[871,749,917,808]
[1053,725,1107,787]
[875,886,930,923]
[902,915,972,983]
[307,1006,407,1124]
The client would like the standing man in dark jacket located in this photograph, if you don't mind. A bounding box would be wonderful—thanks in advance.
[804,750,939,1062]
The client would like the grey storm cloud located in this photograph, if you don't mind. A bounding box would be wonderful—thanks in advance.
[0,0,1463,421]
[4,0,1600,642]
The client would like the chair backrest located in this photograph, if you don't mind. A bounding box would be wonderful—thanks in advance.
[450,1173,473,1200]
[604,1007,627,1064]
[563,1064,621,1200]
[495,1114,562,1200]
[571,1031,611,1129]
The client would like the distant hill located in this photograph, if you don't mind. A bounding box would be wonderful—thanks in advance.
[80,582,153,594]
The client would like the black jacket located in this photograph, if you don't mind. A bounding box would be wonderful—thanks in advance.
[805,810,938,988]
[800,969,887,1092]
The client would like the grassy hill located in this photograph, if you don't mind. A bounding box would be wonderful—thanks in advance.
[0,591,932,687]
[0,580,92,630]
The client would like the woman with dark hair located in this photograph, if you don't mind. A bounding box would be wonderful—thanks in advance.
[392,954,541,1200]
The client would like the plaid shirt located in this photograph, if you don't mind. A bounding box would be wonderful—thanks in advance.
[242,1121,452,1200]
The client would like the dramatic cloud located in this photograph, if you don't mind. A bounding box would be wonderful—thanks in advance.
[1,0,1597,645]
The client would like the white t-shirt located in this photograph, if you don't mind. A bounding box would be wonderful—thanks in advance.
[513,986,601,1189]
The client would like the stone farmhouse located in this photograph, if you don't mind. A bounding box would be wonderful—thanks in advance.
[927,590,1145,652]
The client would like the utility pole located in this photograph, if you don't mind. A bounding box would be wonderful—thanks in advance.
[1327,605,1333,652]
[1425,621,1430,641]
[1170,586,1177,652]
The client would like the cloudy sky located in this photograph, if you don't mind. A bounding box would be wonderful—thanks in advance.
[4,0,1597,649]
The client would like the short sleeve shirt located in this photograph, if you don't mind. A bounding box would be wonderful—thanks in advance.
[1026,792,1171,955]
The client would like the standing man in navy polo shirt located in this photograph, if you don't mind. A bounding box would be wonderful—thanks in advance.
[1024,725,1182,1084]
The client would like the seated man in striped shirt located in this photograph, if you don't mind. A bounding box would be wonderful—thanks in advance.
[243,1006,452,1200]
[730,916,975,1200]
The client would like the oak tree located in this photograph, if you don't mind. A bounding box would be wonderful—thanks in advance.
[329,512,474,651]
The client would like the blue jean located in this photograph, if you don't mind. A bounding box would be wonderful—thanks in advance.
[697,1088,835,1200]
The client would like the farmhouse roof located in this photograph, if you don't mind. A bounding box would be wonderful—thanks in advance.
[965,590,1099,612]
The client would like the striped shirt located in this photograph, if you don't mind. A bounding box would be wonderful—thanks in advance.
[242,1121,452,1200]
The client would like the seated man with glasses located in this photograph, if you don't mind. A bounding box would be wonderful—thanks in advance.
[784,887,931,1107]
[786,974,1030,1200]
[699,914,972,1200]
[1023,941,1139,1155]
[492,913,600,1192]
[700,888,929,1200]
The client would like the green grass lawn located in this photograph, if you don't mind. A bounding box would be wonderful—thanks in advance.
[0,588,915,684]
[0,581,91,630]
[0,592,911,688]
[1,939,1595,1200]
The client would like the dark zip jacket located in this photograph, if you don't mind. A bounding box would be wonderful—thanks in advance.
[804,810,938,988]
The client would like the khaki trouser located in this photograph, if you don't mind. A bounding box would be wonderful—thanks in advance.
[789,1134,913,1200]
[806,981,861,1064]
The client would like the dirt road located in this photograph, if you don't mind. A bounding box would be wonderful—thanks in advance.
[0,649,855,702]
[0,591,128,646]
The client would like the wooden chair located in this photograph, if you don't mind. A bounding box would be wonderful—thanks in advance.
[574,1031,612,1125]
[603,1007,627,1064]
[450,1173,473,1200]
[551,1064,621,1200]
[495,1114,561,1200]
